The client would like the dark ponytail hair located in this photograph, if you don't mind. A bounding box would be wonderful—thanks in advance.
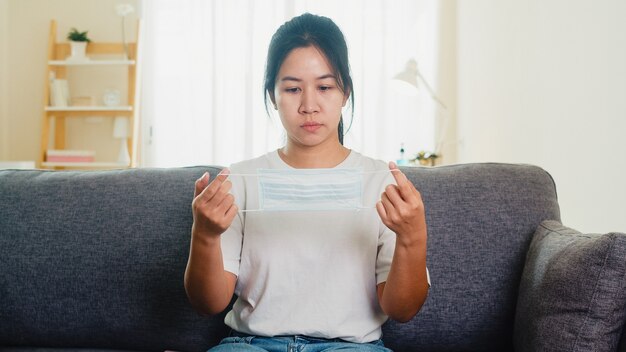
[264,13,354,145]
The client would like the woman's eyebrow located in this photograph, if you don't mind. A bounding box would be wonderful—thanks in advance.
[280,76,302,82]
[316,74,336,80]
[280,74,336,82]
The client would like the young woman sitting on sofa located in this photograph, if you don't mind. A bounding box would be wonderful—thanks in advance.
[184,13,430,351]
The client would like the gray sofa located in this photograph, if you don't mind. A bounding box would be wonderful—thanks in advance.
[1,164,625,352]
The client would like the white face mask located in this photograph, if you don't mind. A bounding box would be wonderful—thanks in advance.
[258,168,362,211]
[229,168,389,212]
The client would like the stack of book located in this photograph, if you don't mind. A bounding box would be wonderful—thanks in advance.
[46,150,95,163]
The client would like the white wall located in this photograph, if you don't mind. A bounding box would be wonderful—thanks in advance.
[437,0,457,165]
[457,0,626,233]
[0,0,138,162]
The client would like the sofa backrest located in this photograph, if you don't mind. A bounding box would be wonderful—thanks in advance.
[0,163,560,351]
[0,167,226,351]
[382,163,560,351]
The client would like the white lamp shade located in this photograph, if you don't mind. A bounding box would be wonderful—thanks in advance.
[112,117,129,139]
[391,78,419,97]
[392,59,419,96]
[116,4,135,16]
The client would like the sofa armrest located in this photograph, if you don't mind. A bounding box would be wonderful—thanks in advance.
[514,220,626,352]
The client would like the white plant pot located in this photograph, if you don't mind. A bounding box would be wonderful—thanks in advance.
[69,41,88,61]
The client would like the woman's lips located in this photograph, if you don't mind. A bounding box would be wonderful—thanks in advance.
[301,122,322,132]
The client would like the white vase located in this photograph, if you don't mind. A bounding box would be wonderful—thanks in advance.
[69,41,88,61]
[117,138,131,166]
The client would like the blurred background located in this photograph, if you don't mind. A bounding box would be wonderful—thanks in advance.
[0,0,624,233]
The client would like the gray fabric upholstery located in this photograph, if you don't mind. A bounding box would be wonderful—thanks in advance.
[514,220,626,352]
[382,163,560,351]
[0,163,590,351]
[0,167,227,351]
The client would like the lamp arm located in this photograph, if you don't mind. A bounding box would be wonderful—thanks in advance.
[416,72,447,110]
[415,69,449,156]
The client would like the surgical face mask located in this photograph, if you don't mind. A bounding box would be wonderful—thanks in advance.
[258,168,363,211]
[229,168,389,212]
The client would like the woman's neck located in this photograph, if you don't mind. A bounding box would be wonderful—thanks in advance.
[279,141,350,168]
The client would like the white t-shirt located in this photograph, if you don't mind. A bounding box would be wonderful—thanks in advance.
[220,150,397,343]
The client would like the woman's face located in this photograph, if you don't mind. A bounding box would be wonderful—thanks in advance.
[273,46,349,149]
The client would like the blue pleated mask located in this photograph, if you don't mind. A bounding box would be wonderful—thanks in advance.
[256,168,363,212]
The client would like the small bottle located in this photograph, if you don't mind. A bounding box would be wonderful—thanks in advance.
[397,143,408,166]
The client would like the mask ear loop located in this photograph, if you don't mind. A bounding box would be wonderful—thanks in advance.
[238,209,264,213]
[225,173,261,213]
[227,170,396,177]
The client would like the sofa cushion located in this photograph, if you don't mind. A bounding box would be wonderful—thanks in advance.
[0,167,229,351]
[514,220,626,352]
[0,163,563,351]
[382,163,561,351]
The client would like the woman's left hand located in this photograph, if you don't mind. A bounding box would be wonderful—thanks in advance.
[376,162,429,322]
[376,161,427,245]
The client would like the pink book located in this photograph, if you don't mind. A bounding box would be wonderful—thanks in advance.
[46,156,95,163]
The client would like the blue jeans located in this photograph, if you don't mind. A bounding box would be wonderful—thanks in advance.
[208,332,392,352]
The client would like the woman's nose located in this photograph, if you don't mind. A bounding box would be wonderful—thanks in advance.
[299,90,319,114]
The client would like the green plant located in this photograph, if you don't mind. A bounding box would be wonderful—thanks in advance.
[67,28,91,42]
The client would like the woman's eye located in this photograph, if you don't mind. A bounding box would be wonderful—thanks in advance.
[319,86,332,91]
[285,87,300,93]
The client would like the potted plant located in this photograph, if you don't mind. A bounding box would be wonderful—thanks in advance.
[67,28,91,61]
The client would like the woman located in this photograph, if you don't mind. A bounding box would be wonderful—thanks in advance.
[185,13,429,351]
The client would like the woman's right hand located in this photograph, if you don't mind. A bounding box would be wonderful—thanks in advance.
[186,169,239,315]
[191,169,238,238]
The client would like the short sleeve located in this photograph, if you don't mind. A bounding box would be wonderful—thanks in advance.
[375,171,397,284]
[220,170,245,277]
[376,224,396,284]
[221,216,243,276]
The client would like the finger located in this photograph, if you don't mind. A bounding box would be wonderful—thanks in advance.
[388,161,420,198]
[378,193,398,228]
[381,192,399,218]
[384,184,405,207]
[224,201,239,222]
[388,161,411,190]
[194,172,209,198]
[214,168,230,182]
[209,168,230,188]
[199,168,231,201]
[218,195,239,225]
[376,200,389,225]
[205,180,233,210]
[215,191,235,214]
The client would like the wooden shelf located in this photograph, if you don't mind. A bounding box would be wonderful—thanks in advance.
[49,59,136,66]
[41,161,130,168]
[39,19,141,170]
[45,106,133,112]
